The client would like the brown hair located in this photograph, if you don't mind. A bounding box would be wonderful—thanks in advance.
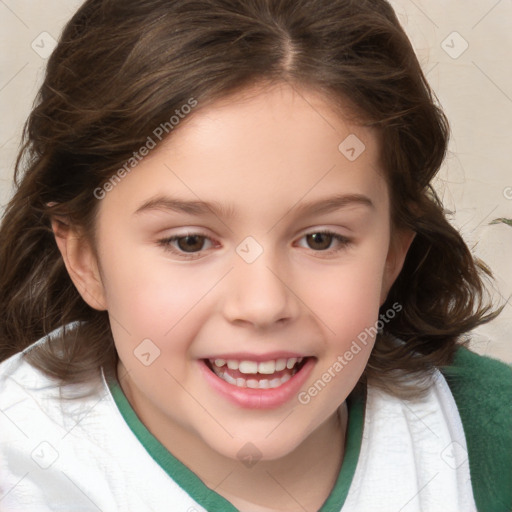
[0,0,499,395]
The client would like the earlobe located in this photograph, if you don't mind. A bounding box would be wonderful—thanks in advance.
[51,217,107,311]
[380,229,416,305]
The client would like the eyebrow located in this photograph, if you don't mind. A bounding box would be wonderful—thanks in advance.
[134,196,236,218]
[133,193,374,219]
[294,193,374,216]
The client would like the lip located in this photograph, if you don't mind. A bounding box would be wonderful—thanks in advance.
[199,356,315,409]
[201,351,307,362]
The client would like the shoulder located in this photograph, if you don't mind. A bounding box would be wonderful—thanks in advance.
[441,345,512,411]
[1,346,78,437]
[0,330,108,456]
[0,339,105,434]
[441,345,512,420]
[0,347,53,407]
[0,342,119,511]
[443,344,512,380]
[440,345,512,512]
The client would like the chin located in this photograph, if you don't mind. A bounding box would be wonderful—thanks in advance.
[203,427,309,464]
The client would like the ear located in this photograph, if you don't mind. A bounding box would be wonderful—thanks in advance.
[380,228,415,305]
[51,216,107,311]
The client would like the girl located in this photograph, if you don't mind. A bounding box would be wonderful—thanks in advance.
[0,1,510,511]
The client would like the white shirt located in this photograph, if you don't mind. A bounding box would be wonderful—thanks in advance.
[0,333,477,511]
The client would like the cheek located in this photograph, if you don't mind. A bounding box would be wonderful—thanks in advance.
[295,268,381,423]
[99,242,220,337]
[307,254,387,336]
[301,265,383,403]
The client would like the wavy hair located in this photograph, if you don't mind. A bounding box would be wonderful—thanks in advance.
[0,0,499,396]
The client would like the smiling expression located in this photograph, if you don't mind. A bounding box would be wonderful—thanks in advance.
[68,82,411,461]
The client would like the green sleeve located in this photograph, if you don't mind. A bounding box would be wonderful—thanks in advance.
[440,346,512,512]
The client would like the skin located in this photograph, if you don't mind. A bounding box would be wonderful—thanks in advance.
[53,82,414,511]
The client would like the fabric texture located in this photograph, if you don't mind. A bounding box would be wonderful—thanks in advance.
[440,346,512,512]
[341,366,477,512]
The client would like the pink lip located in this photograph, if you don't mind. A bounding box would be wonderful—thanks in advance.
[201,351,307,362]
[198,357,315,409]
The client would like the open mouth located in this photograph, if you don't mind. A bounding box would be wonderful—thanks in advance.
[204,357,310,389]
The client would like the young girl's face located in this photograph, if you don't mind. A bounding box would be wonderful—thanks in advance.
[74,82,411,461]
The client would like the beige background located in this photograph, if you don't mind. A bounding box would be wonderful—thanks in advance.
[1,0,511,362]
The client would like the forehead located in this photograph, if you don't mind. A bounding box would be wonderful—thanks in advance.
[99,82,388,222]
[170,81,377,162]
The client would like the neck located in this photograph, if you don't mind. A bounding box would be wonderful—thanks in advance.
[216,403,348,512]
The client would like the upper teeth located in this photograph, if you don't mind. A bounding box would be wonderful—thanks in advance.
[212,357,303,375]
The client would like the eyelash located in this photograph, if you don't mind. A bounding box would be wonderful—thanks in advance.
[157,229,352,260]
[157,232,218,260]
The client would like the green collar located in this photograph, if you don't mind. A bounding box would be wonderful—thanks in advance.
[108,378,364,511]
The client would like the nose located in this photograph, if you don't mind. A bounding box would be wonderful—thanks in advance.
[221,248,299,329]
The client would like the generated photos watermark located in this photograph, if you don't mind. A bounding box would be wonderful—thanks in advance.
[297,302,402,405]
[93,98,198,200]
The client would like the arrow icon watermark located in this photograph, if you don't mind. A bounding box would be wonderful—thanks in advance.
[134,338,161,366]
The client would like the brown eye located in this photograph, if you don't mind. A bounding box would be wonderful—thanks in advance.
[306,232,334,251]
[158,233,215,259]
[297,230,351,255]
[176,235,207,253]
